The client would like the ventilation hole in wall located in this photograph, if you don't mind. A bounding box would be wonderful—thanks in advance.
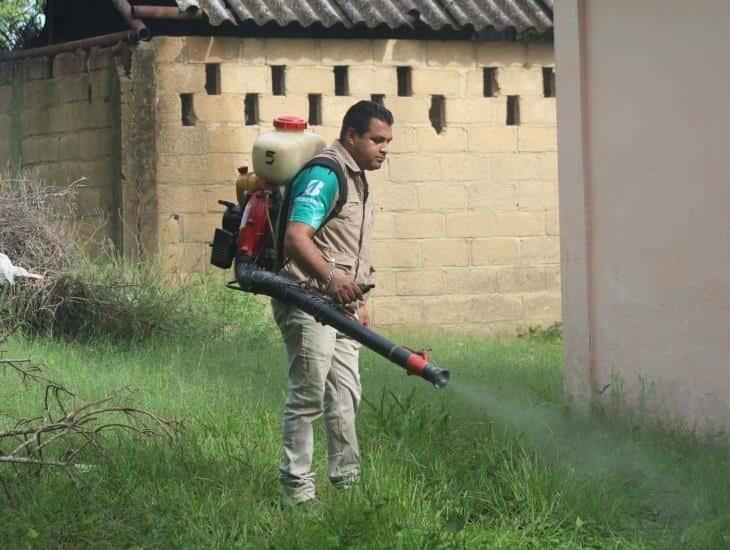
[181,93,196,126]
[397,66,412,97]
[371,94,385,106]
[87,83,93,103]
[483,67,498,97]
[542,67,556,97]
[272,65,286,96]
[245,93,259,126]
[308,94,322,126]
[205,63,221,95]
[506,95,520,126]
[429,95,446,134]
[47,55,55,78]
[334,66,349,96]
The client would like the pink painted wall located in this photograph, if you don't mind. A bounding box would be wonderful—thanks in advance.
[555,0,730,432]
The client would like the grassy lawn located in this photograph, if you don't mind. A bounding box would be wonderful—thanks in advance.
[1,323,729,548]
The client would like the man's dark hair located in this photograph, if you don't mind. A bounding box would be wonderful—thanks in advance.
[339,100,394,141]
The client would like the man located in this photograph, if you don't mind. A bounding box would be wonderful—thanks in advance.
[272,100,393,505]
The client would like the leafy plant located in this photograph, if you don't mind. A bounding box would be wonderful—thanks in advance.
[0,0,45,51]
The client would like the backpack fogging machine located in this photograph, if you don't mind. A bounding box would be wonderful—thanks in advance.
[208,116,449,389]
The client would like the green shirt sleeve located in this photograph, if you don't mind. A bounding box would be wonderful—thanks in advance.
[288,165,339,230]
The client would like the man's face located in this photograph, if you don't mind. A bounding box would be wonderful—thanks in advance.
[344,118,393,171]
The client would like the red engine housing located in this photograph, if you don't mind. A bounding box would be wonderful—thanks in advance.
[236,183,276,267]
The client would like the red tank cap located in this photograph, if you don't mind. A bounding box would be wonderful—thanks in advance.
[273,115,308,130]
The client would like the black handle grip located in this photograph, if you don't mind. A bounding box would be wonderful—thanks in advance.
[358,283,375,294]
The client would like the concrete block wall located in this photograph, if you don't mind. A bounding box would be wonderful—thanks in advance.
[151,36,559,333]
[0,49,119,242]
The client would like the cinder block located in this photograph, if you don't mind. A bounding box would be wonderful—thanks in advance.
[535,153,558,181]
[312,125,339,145]
[497,66,542,96]
[518,126,556,152]
[372,182,417,211]
[347,66,397,96]
[157,63,206,93]
[370,296,423,325]
[373,39,424,66]
[58,160,110,187]
[447,98,498,124]
[496,267,546,292]
[426,41,475,67]
[156,93,183,124]
[417,183,468,210]
[21,108,48,137]
[158,184,207,214]
[523,292,561,322]
[88,47,114,71]
[207,126,258,154]
[395,212,444,238]
[265,38,320,65]
[157,154,210,184]
[258,95,307,124]
[206,153,247,183]
[194,94,244,123]
[152,37,184,63]
[204,184,237,212]
[444,268,497,293]
[373,213,395,238]
[546,209,560,236]
[0,85,13,113]
[75,102,113,130]
[241,39,266,65]
[471,294,523,322]
[476,42,527,67]
[57,133,81,160]
[285,67,335,94]
[468,127,517,153]
[388,154,441,182]
[23,79,53,110]
[472,238,518,266]
[55,78,90,104]
[0,62,13,85]
[47,105,76,133]
[411,68,461,96]
[416,126,467,153]
[468,181,518,211]
[517,181,558,211]
[421,239,469,267]
[89,70,112,102]
[396,269,443,295]
[388,126,418,153]
[78,129,113,160]
[186,36,243,63]
[161,213,182,244]
[385,96,430,124]
[446,211,495,238]
[545,266,561,291]
[22,135,59,164]
[372,239,420,267]
[158,124,210,155]
[527,43,555,67]
[321,96,357,127]
[53,52,84,77]
[76,185,108,215]
[520,97,557,126]
[494,211,545,237]
[422,296,474,324]
[519,236,560,265]
[162,242,207,273]
[24,57,50,80]
[440,153,488,181]
[372,269,396,296]
[322,40,373,64]
[220,64,268,93]
[181,212,221,242]
[492,153,556,182]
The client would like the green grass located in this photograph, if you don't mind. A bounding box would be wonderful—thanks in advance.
[2,327,730,548]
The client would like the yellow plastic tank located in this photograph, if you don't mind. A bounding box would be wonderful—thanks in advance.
[252,116,326,186]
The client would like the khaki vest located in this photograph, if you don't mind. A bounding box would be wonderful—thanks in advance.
[280,140,376,290]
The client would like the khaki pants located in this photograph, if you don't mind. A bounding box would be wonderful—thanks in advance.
[272,299,362,503]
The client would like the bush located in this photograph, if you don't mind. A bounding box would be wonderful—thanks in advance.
[0,172,277,343]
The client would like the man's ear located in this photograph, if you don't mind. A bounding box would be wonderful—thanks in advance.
[344,127,356,145]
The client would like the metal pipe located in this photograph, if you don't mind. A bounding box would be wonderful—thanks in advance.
[0,30,140,61]
[131,5,204,20]
[111,0,150,41]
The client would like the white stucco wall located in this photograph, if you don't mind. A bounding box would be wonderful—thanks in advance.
[555,0,730,432]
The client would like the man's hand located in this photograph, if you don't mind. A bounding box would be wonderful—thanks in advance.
[328,269,363,304]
